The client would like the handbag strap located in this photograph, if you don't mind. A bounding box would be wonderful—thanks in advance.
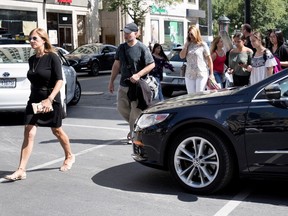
[121,43,133,76]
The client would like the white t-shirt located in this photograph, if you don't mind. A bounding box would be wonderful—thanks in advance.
[250,49,277,85]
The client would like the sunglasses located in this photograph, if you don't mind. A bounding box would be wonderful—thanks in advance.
[29,36,39,41]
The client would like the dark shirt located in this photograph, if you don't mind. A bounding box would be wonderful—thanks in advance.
[27,52,62,103]
[270,44,288,69]
[245,36,256,53]
[115,41,154,87]
[149,56,174,81]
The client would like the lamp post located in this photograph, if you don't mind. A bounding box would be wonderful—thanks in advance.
[218,15,230,33]
[244,0,251,24]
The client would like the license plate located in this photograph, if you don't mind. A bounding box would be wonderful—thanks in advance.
[0,78,16,88]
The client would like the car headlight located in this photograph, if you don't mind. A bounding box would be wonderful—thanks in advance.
[136,113,170,129]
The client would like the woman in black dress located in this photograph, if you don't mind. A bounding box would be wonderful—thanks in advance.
[5,28,75,181]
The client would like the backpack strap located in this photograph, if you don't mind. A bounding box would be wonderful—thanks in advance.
[263,49,267,62]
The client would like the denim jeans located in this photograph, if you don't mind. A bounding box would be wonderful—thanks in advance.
[213,71,224,88]
[154,77,164,101]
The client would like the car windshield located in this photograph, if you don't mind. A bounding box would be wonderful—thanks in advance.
[72,45,101,54]
[168,49,185,62]
[0,46,34,63]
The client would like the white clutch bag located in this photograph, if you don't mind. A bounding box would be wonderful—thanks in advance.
[32,102,53,114]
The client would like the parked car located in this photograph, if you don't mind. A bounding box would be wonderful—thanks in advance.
[65,43,117,76]
[0,44,81,113]
[132,69,288,194]
[56,47,70,55]
[161,46,186,97]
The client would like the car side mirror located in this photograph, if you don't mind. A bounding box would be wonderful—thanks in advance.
[264,84,281,100]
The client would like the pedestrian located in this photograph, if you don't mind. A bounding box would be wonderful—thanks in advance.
[210,36,226,88]
[249,31,277,85]
[179,25,214,93]
[150,43,174,101]
[241,23,255,52]
[268,29,288,69]
[227,32,253,87]
[108,22,155,143]
[4,28,75,181]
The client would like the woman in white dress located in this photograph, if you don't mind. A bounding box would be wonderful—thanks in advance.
[249,31,277,85]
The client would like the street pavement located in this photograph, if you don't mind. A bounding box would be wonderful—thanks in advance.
[0,73,288,216]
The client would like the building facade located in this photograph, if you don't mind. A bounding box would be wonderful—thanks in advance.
[0,0,95,50]
[0,0,212,50]
[100,0,212,48]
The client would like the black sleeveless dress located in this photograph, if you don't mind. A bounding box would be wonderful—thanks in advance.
[25,52,63,127]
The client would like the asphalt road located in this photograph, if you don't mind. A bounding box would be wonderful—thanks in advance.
[0,73,288,216]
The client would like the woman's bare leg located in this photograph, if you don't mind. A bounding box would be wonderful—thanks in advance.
[51,127,75,171]
[4,125,37,180]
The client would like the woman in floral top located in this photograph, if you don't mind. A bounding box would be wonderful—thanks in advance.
[179,25,214,93]
[150,43,174,101]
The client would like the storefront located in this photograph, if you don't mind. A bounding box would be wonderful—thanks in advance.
[0,0,89,50]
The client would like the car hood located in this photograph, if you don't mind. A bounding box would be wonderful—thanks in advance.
[146,88,241,113]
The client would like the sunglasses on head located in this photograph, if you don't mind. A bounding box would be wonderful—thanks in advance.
[29,36,39,41]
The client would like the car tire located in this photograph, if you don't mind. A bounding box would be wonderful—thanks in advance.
[168,128,235,194]
[89,61,99,76]
[162,87,173,97]
[68,80,81,105]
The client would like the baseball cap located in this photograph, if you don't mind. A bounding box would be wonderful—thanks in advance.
[121,23,139,34]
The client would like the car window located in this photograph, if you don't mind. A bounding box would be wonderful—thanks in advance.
[256,76,288,99]
[102,47,110,53]
[278,78,288,97]
[0,47,33,63]
[107,46,116,52]
[168,49,185,62]
[56,51,68,66]
[73,45,100,54]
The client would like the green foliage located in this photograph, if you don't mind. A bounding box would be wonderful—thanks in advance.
[103,0,181,27]
[212,0,288,39]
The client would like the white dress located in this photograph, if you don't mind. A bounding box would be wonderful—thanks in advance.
[250,49,277,85]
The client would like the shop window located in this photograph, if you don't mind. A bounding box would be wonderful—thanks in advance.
[0,9,37,38]
[151,20,159,44]
[164,21,184,47]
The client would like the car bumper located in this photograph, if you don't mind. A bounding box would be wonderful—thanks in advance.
[131,126,169,170]
[0,89,29,112]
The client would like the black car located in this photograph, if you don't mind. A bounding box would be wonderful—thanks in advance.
[65,43,117,76]
[132,68,288,194]
[161,46,186,97]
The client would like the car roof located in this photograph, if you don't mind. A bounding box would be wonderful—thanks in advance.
[0,44,31,47]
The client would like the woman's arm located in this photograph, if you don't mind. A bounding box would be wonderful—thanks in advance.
[179,42,190,59]
[206,55,214,76]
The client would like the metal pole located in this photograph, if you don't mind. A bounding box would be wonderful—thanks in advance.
[244,0,251,24]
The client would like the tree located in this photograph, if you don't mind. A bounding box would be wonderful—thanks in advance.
[212,0,288,39]
[103,0,180,27]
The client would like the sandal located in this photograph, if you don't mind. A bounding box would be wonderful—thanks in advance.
[4,168,27,181]
[60,154,75,172]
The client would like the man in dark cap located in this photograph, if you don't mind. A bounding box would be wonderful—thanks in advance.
[108,22,155,143]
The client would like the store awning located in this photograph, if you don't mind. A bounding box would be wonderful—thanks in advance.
[186,9,206,18]
[58,0,72,3]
